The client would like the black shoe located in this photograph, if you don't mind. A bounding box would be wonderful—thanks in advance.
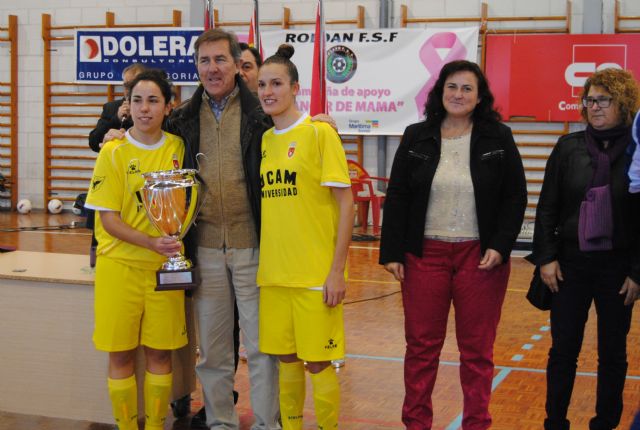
[190,407,207,429]
[544,417,570,430]
[589,416,614,430]
[171,394,191,418]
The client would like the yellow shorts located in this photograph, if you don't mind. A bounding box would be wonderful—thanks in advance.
[259,286,344,362]
[93,257,187,352]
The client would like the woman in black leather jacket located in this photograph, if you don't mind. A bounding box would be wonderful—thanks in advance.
[379,60,527,430]
[527,68,640,430]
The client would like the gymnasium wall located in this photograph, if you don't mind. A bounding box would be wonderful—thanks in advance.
[0,0,639,208]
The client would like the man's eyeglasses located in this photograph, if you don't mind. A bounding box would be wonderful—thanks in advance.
[582,96,613,108]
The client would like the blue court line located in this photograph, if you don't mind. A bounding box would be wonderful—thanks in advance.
[345,353,640,430]
[444,368,512,430]
[345,353,457,366]
[345,353,404,362]
[344,353,640,380]
[445,413,464,429]
[492,368,513,388]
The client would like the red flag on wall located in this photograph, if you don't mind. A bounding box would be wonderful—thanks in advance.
[309,1,327,115]
[247,13,255,45]
[204,0,213,30]
[247,8,263,60]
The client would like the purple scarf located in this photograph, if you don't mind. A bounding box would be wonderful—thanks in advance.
[578,124,630,251]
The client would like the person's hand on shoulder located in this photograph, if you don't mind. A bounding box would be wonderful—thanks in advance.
[101,128,126,147]
[311,113,337,132]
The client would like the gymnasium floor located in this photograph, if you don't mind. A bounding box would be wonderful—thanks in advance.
[1,211,639,430]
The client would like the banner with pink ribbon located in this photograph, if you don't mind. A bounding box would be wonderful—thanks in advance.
[414,32,469,118]
[261,27,478,135]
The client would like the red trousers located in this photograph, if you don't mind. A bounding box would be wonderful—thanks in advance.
[402,239,509,430]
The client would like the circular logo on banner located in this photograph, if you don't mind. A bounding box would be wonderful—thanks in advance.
[327,45,357,84]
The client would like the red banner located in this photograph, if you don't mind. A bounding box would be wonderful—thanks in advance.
[485,34,640,122]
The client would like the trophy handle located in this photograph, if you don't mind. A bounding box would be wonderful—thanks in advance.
[176,182,203,240]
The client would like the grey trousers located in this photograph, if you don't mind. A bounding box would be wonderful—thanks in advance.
[195,247,280,430]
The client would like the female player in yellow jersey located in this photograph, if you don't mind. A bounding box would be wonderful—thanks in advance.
[256,44,354,430]
[84,69,186,430]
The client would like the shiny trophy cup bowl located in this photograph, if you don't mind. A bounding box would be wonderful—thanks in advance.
[142,169,202,291]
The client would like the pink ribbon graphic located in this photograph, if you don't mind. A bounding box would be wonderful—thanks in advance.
[415,32,468,118]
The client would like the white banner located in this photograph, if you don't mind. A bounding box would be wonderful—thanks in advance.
[261,27,479,135]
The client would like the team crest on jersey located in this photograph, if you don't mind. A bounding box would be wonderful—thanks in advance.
[91,176,106,192]
[127,159,141,175]
[172,153,180,169]
[287,142,297,158]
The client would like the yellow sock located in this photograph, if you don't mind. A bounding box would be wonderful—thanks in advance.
[309,365,340,430]
[279,361,306,430]
[143,371,172,430]
[107,375,138,430]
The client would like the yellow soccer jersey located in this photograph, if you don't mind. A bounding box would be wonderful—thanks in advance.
[85,131,184,270]
[257,115,350,288]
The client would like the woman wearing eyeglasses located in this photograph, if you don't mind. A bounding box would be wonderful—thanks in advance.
[527,68,640,430]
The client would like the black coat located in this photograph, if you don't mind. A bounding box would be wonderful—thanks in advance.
[166,76,273,262]
[88,99,133,153]
[379,120,527,265]
[526,131,640,283]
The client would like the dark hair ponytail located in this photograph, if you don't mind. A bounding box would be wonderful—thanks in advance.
[262,44,299,84]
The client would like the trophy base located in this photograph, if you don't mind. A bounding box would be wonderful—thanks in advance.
[155,268,200,291]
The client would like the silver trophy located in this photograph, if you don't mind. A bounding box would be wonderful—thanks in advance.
[141,169,202,291]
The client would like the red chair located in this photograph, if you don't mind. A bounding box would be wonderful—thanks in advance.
[347,159,389,233]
